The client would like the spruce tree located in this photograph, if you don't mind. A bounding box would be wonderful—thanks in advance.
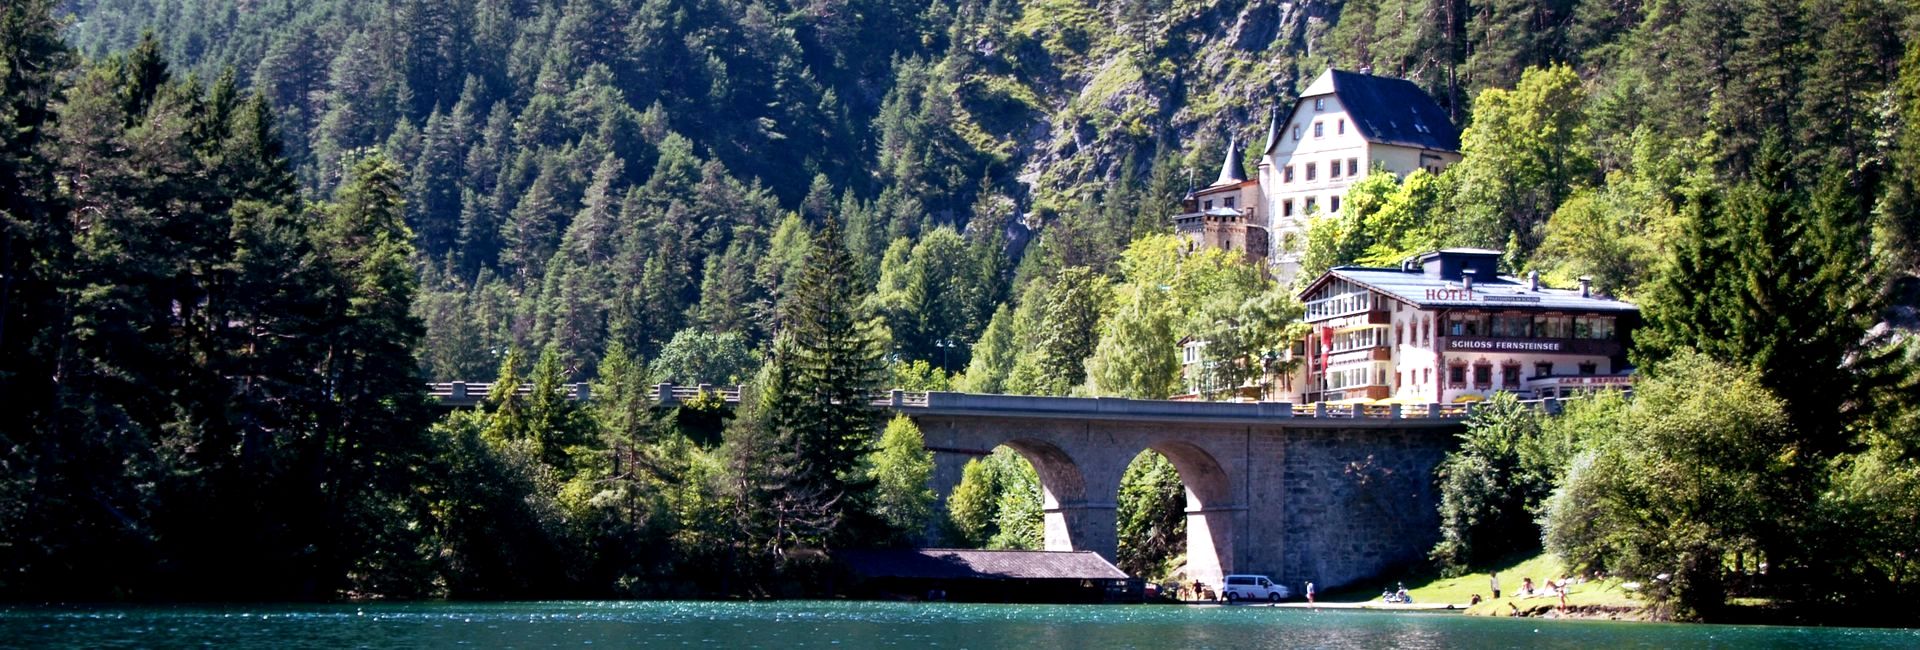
[760,214,887,550]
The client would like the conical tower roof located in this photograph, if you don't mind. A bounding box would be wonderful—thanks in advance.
[1262,106,1280,155]
[1213,134,1247,186]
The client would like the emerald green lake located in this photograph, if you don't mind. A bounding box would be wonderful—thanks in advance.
[4,601,1915,648]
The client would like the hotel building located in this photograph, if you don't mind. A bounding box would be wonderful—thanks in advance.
[1292,249,1639,404]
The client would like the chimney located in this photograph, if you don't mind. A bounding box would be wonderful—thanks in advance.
[1461,268,1476,293]
[1578,276,1592,298]
[1527,270,1540,291]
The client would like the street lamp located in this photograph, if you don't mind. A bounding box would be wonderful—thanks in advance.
[935,339,958,374]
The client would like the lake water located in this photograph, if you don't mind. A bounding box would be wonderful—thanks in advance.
[4,600,1917,648]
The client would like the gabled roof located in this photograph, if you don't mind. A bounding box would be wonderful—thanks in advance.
[838,548,1128,581]
[1270,69,1460,154]
[1304,267,1639,313]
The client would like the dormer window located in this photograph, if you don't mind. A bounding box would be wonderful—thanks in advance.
[1313,121,1324,138]
[1314,98,1325,111]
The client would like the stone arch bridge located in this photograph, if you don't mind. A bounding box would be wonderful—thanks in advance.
[430,383,1546,591]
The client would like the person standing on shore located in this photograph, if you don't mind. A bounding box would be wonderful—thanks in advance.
[1305,581,1315,607]
[1490,572,1501,599]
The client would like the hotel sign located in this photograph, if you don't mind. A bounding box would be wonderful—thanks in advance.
[1448,338,1563,352]
[1445,337,1622,356]
[1424,288,1543,304]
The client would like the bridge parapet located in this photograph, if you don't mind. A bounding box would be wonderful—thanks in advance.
[427,381,1602,420]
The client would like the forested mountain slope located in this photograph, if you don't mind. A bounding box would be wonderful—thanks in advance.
[54,0,1920,385]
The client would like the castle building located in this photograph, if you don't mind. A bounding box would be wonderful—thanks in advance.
[1174,68,1463,283]
[1292,249,1639,405]
[1171,135,1266,263]
[1259,69,1463,284]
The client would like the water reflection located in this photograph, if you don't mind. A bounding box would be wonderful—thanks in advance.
[2,601,1916,649]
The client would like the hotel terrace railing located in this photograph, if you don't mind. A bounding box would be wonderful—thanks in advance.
[427,382,1603,421]
[1303,290,1377,321]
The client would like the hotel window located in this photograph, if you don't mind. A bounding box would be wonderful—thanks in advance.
[1223,196,1235,208]
[1578,362,1598,376]
[1473,364,1494,390]
[1534,362,1553,378]
[1492,314,1532,338]
[1306,163,1317,180]
[1338,119,1346,134]
[1314,98,1325,111]
[1284,165,1295,182]
[1533,315,1571,339]
[1330,195,1341,212]
[1348,158,1359,176]
[1283,199,1294,216]
[1424,368,1432,385]
[1305,197,1318,212]
[1203,200,1212,210]
[1449,313,1490,337]
[1330,161,1342,179]
[1396,324,1404,345]
[1502,364,1522,388]
[1448,364,1467,387]
[1314,121,1324,138]
[1293,125,1302,140]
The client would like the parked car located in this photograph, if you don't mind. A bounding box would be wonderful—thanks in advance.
[1221,574,1290,602]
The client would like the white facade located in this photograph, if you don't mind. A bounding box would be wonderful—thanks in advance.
[1287,250,1638,405]
[1257,70,1463,286]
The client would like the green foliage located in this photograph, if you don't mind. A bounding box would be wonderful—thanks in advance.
[1542,352,1795,619]
[888,359,956,392]
[1430,393,1552,575]
[1086,282,1180,399]
[1638,137,1885,450]
[1005,266,1108,396]
[960,305,1017,394]
[1448,64,1596,257]
[652,329,758,386]
[737,215,889,558]
[944,448,1043,550]
[867,415,936,544]
[1116,451,1185,580]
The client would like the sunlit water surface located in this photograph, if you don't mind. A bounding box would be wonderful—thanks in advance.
[4,600,1917,648]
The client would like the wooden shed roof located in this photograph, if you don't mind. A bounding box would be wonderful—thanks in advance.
[838,548,1128,581]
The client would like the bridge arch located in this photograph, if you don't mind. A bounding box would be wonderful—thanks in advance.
[1128,439,1240,591]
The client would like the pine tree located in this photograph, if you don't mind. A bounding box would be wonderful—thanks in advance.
[757,214,888,551]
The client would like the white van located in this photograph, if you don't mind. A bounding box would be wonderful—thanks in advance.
[1221,574,1290,602]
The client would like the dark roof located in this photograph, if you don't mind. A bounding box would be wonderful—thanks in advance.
[1308,267,1638,313]
[839,548,1128,581]
[1272,69,1460,153]
[1212,135,1247,186]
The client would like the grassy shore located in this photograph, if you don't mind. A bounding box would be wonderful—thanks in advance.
[1326,552,1650,619]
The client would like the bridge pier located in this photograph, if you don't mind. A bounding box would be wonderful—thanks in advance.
[1184,505,1245,590]
[1044,502,1117,562]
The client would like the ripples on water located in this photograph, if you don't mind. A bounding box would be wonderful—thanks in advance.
[4,600,1917,649]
